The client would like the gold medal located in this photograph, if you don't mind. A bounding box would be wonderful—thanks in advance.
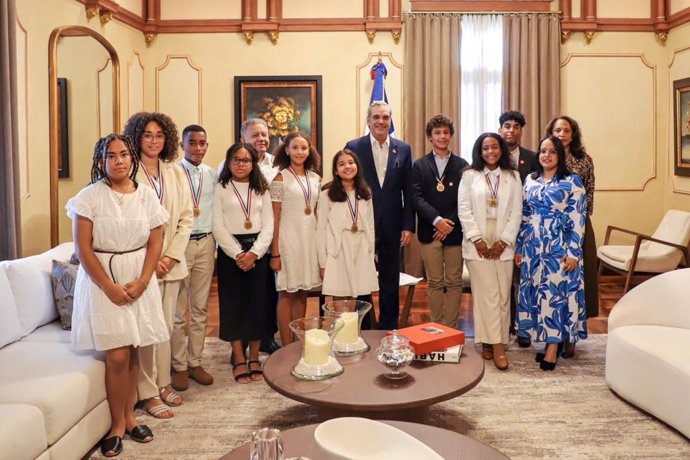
[436,183,445,192]
[244,219,253,229]
[489,198,498,208]
[351,223,359,233]
[193,207,200,217]
[305,206,312,215]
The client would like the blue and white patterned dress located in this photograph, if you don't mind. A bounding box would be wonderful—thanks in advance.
[516,173,588,344]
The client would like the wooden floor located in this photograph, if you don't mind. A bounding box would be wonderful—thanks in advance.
[205,275,626,337]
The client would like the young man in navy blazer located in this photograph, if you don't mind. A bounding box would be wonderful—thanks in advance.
[498,110,537,346]
[345,101,415,330]
[411,115,469,328]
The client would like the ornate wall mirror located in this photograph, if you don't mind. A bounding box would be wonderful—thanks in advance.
[48,26,120,246]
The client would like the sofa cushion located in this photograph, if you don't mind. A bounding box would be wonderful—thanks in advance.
[20,322,71,344]
[2,260,57,336]
[0,341,106,445]
[0,267,22,349]
[0,403,47,460]
[50,259,78,330]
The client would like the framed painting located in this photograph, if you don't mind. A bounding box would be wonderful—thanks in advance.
[673,77,690,177]
[234,76,322,160]
[57,77,70,179]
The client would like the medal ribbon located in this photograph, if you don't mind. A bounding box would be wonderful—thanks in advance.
[141,162,165,204]
[484,173,500,203]
[435,173,445,188]
[183,164,204,210]
[229,180,252,224]
[286,166,312,210]
[345,192,359,226]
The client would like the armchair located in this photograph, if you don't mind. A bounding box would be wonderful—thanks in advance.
[597,209,690,293]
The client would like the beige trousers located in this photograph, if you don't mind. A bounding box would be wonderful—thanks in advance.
[465,220,512,345]
[171,235,215,371]
[419,240,463,328]
[138,279,181,400]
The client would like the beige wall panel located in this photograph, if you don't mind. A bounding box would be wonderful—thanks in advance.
[160,0,241,20]
[572,0,581,17]
[356,53,403,138]
[380,0,389,18]
[97,58,114,137]
[156,56,202,134]
[127,53,145,118]
[671,0,690,16]
[598,0,649,19]
[16,19,29,202]
[283,0,362,19]
[117,0,143,17]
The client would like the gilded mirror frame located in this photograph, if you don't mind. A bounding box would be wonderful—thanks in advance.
[48,25,121,247]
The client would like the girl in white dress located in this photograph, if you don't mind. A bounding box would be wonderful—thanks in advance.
[317,149,378,299]
[269,131,322,345]
[68,134,169,457]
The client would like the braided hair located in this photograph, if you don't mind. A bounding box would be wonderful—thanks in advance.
[90,133,139,185]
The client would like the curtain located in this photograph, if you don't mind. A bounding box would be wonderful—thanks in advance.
[402,13,461,277]
[460,14,503,158]
[502,13,561,150]
[0,0,20,260]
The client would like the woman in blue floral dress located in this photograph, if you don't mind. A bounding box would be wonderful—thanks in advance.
[515,135,587,371]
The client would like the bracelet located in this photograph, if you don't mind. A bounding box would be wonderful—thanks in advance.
[271,255,281,259]
[136,278,149,287]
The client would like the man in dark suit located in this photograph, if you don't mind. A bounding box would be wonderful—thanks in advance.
[498,110,537,347]
[345,101,415,330]
[411,115,469,328]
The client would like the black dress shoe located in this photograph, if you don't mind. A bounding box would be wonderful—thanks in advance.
[517,336,531,348]
[101,436,123,457]
[260,339,282,354]
[126,424,154,443]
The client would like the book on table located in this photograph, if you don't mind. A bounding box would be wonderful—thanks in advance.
[414,344,463,362]
[390,321,465,356]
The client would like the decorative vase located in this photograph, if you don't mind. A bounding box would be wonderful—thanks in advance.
[375,330,415,380]
[321,299,372,356]
[289,316,344,381]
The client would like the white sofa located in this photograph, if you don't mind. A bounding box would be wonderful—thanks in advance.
[605,268,690,439]
[0,243,109,460]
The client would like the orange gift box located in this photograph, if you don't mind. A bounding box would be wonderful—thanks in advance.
[390,322,466,355]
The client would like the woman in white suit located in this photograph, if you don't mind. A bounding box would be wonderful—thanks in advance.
[458,133,522,370]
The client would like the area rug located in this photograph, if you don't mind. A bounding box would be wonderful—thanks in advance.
[92,335,690,459]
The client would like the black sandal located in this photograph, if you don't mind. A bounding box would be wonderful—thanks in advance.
[233,361,251,384]
[100,435,123,457]
[126,424,154,443]
[248,360,264,381]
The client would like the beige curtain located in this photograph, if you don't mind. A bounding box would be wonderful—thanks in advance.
[402,13,461,277]
[0,0,20,260]
[502,13,561,150]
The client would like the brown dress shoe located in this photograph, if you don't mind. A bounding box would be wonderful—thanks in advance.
[188,366,214,386]
[481,344,493,360]
[492,343,509,371]
[171,370,188,391]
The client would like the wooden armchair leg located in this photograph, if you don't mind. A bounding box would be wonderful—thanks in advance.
[623,270,634,294]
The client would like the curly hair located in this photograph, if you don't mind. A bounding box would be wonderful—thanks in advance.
[425,114,455,137]
[90,133,139,185]
[272,131,321,172]
[123,112,180,162]
[533,135,572,181]
[499,110,526,128]
[323,149,371,202]
[544,115,587,159]
[470,133,515,172]
[218,143,269,194]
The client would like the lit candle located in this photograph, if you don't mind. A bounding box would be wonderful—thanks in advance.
[336,311,359,344]
[304,329,330,365]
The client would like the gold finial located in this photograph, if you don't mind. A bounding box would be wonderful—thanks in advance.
[145,33,156,47]
[99,11,112,26]
[561,30,571,44]
[268,31,279,45]
[656,32,668,46]
[366,31,376,44]
[584,31,595,44]
[392,31,401,44]
[85,6,98,21]
[244,32,254,45]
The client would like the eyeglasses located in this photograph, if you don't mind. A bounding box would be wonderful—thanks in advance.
[231,158,252,165]
[142,133,165,142]
[539,149,558,155]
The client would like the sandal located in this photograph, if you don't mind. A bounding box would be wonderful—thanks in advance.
[233,361,251,384]
[159,387,182,407]
[137,397,174,419]
[100,435,123,457]
[481,344,493,360]
[126,424,154,443]
[248,360,264,381]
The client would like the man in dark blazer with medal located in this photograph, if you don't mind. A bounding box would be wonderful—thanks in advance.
[498,110,537,346]
[411,115,469,328]
[345,101,415,330]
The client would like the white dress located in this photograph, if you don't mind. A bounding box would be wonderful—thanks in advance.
[317,189,379,297]
[270,170,322,292]
[67,181,170,351]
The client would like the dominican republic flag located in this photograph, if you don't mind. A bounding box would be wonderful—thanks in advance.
[368,60,395,137]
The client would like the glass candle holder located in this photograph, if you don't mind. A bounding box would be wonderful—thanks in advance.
[289,316,344,381]
[321,300,372,356]
[376,330,415,380]
[250,428,283,460]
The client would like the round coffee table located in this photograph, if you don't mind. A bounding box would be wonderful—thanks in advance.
[262,330,484,423]
[220,420,508,460]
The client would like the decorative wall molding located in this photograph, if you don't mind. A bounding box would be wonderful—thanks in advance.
[16,17,30,202]
[410,1,552,12]
[155,55,202,125]
[96,57,113,138]
[126,52,145,119]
